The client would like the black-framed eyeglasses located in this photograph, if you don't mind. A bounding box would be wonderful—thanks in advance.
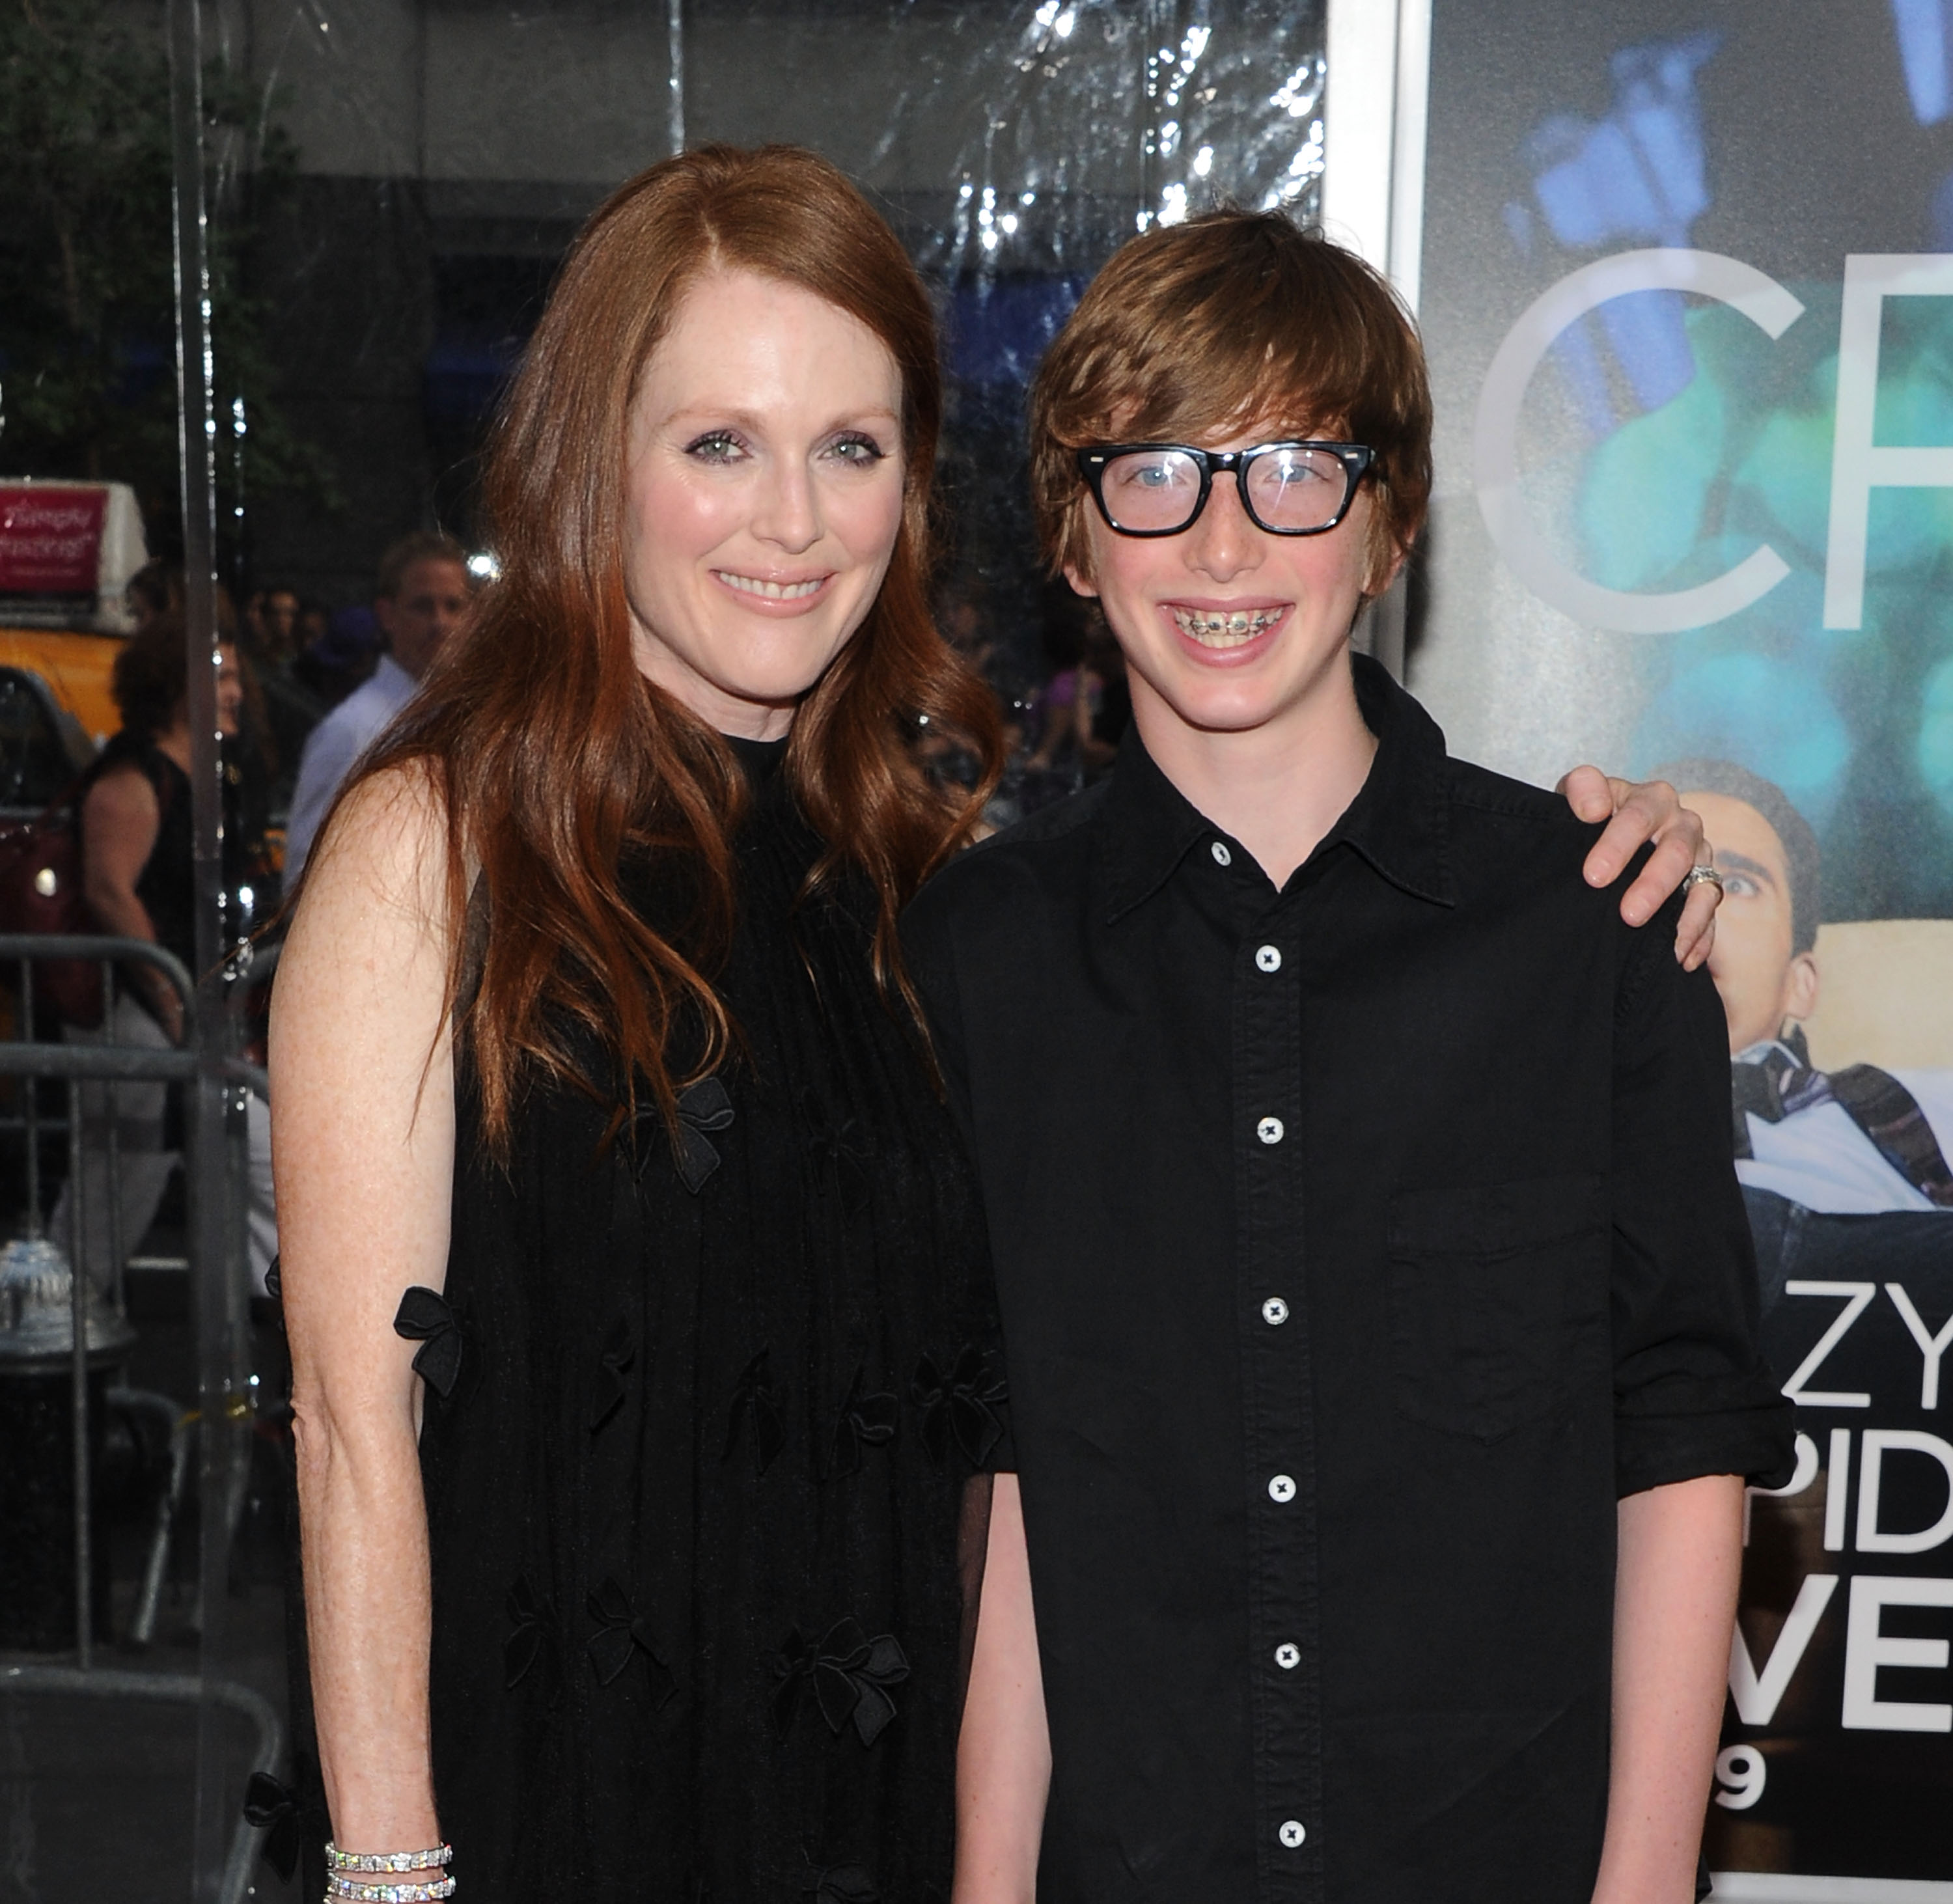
[1075,441,1375,538]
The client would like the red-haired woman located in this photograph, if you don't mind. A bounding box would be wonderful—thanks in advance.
[270,145,1712,1903]
[272,147,1025,1903]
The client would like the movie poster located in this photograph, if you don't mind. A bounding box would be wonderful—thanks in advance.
[1414,2,1953,1892]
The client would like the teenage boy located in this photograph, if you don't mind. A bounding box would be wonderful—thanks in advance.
[923,215,1794,1904]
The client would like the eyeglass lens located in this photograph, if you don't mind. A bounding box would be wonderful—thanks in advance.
[1098,446,1351,533]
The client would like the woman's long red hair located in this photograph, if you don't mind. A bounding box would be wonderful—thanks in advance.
[327,145,1000,1156]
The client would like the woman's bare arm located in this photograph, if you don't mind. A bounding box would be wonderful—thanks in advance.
[1590,1472,1744,1904]
[954,1473,1050,1904]
[270,769,457,1858]
[80,766,180,1035]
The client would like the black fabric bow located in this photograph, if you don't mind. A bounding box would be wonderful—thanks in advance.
[912,1346,1007,1467]
[828,1366,898,1479]
[505,1575,556,1691]
[725,1347,786,1475]
[801,1087,874,1218]
[636,1075,736,1193]
[585,1575,676,1704]
[242,1770,301,1882]
[770,1618,909,1746]
[802,1866,880,1903]
[588,1315,637,1432]
[393,1286,463,1398]
[262,1254,281,1301]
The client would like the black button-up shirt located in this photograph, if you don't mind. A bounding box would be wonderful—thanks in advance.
[904,655,1792,1904]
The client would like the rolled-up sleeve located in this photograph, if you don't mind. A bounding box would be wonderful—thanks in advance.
[1609,896,1795,1497]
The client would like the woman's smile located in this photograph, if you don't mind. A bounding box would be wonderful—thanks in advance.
[710,568,832,604]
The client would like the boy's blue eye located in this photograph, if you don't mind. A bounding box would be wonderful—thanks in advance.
[1115,453,1195,489]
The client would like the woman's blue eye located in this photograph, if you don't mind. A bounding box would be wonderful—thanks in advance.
[686,432,745,463]
[829,434,886,465]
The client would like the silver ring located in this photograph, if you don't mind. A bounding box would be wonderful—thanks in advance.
[1682,864,1724,893]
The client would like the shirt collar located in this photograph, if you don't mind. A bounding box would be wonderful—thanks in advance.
[1098,651,1457,923]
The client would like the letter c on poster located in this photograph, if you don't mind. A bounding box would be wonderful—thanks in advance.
[1473,249,1806,633]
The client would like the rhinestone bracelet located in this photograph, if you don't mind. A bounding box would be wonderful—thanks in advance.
[324,1877,455,1903]
[326,1844,454,1873]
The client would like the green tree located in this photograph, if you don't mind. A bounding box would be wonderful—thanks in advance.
[0,0,332,561]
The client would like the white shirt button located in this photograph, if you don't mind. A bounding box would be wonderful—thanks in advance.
[1267,1473,1296,1502]
[1210,840,1233,866]
[1275,1642,1300,1670]
[1278,1819,1307,1849]
[1255,944,1282,973]
[1262,1297,1289,1326]
[1256,1116,1284,1145]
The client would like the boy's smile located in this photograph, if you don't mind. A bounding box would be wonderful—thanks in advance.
[1167,600,1290,654]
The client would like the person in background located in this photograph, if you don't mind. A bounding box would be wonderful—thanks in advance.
[241,585,331,821]
[292,604,382,710]
[124,559,180,635]
[49,611,279,1291]
[1665,758,1953,1217]
[283,534,472,881]
[245,583,303,665]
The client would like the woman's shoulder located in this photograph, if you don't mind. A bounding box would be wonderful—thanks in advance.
[80,739,163,823]
[296,758,458,955]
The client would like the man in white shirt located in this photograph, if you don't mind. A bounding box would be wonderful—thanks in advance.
[283,532,472,879]
[1669,758,1953,1215]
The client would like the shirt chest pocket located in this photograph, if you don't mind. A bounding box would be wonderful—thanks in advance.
[1385,1173,1609,1442]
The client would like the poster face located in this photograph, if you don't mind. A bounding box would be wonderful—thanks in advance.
[1417,1,1953,1890]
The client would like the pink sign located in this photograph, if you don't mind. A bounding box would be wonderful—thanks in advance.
[0,485,107,595]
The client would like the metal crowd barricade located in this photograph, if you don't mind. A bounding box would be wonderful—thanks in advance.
[0,932,280,1904]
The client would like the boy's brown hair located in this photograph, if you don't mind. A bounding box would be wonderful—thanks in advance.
[1028,210,1434,593]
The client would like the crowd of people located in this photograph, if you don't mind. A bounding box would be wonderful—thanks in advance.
[47,532,476,1296]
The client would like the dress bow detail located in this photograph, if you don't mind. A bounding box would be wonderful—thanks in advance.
[241,1771,301,1882]
[393,1287,463,1398]
[769,1618,909,1746]
[262,1254,281,1300]
[912,1346,1008,1467]
[505,1575,557,1691]
[828,1366,898,1478]
[588,1315,637,1431]
[635,1075,736,1193]
[801,1087,874,1217]
[585,1575,676,1704]
[802,1866,880,1903]
[725,1347,786,1475]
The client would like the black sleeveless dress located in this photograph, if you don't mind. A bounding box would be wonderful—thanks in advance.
[415,742,1008,1903]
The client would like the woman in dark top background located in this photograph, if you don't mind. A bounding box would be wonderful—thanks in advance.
[51,610,279,1291]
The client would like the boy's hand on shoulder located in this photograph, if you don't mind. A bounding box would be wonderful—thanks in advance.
[1558,766,1719,971]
